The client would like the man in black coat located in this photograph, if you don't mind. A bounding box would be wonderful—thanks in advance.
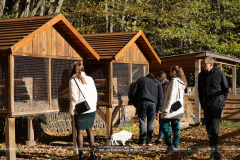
[132,74,164,146]
[198,56,228,160]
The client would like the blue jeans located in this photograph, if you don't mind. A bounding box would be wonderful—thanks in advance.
[159,117,171,139]
[138,101,156,143]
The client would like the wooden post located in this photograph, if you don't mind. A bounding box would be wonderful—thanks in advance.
[106,61,113,146]
[72,117,78,155]
[5,117,16,160]
[26,116,36,146]
[106,107,112,146]
[48,58,52,109]
[8,54,14,112]
[195,59,201,124]
[232,65,236,95]
[217,63,222,71]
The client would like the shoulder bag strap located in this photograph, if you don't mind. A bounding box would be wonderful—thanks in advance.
[73,78,86,100]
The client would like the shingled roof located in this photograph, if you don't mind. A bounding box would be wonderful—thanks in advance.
[82,30,161,66]
[0,14,99,60]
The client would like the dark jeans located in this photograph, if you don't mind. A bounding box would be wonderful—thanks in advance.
[138,100,156,143]
[203,107,223,159]
[160,119,180,146]
[159,116,171,139]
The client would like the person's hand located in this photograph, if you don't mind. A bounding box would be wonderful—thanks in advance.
[70,114,74,119]
[155,111,161,116]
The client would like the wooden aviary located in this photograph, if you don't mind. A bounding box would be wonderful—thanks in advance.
[0,14,99,160]
[151,51,240,124]
[82,30,161,145]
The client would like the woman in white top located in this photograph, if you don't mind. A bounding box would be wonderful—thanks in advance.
[160,65,187,154]
[69,62,97,160]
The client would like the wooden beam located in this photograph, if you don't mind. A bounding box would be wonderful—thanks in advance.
[109,62,113,106]
[106,107,112,146]
[216,63,222,71]
[5,117,16,160]
[96,107,106,122]
[12,52,83,60]
[195,59,201,124]
[26,116,36,146]
[48,59,52,109]
[72,117,78,155]
[8,54,14,112]
[232,65,236,95]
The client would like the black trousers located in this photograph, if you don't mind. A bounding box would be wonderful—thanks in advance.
[203,107,223,159]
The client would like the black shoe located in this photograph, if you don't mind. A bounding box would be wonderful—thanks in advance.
[138,141,145,146]
[78,151,84,160]
[90,150,96,160]
[164,142,175,154]
[155,140,163,145]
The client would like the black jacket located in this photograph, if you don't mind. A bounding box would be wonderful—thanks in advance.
[132,74,164,111]
[162,81,169,98]
[198,66,228,109]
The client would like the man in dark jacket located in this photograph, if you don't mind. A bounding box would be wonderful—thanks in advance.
[198,56,228,160]
[132,74,164,145]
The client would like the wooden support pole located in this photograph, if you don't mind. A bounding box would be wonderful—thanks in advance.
[8,54,14,112]
[232,65,236,95]
[106,107,112,146]
[5,117,16,160]
[195,59,201,124]
[217,63,222,71]
[72,118,78,156]
[48,58,52,109]
[26,116,36,146]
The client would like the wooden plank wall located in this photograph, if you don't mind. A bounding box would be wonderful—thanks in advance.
[15,27,81,59]
[185,95,240,121]
[117,42,148,63]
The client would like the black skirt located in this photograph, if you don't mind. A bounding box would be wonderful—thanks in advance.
[74,112,95,130]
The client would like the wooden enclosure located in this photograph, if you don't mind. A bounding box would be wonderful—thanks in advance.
[152,52,240,123]
[0,14,99,159]
[82,30,161,145]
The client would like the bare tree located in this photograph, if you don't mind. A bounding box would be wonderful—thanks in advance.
[55,0,64,14]
[11,0,21,18]
[40,0,46,16]
[133,0,140,31]
[110,0,114,33]
[0,0,6,17]
[30,0,44,17]
[20,0,31,17]
[121,0,128,31]
[105,0,109,33]
[48,0,55,15]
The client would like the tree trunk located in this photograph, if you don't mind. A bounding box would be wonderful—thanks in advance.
[121,0,128,31]
[30,0,44,17]
[40,0,46,16]
[0,0,6,17]
[133,0,140,31]
[48,0,55,15]
[20,0,31,17]
[55,0,64,14]
[110,0,114,33]
[11,0,21,18]
[105,0,109,33]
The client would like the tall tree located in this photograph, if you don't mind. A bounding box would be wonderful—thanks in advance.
[0,0,6,17]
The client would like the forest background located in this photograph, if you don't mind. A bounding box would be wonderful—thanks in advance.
[0,0,240,87]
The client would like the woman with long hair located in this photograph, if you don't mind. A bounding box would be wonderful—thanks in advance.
[160,65,187,154]
[69,62,97,160]
[155,71,171,145]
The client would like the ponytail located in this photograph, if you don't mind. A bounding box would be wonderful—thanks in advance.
[70,62,87,84]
